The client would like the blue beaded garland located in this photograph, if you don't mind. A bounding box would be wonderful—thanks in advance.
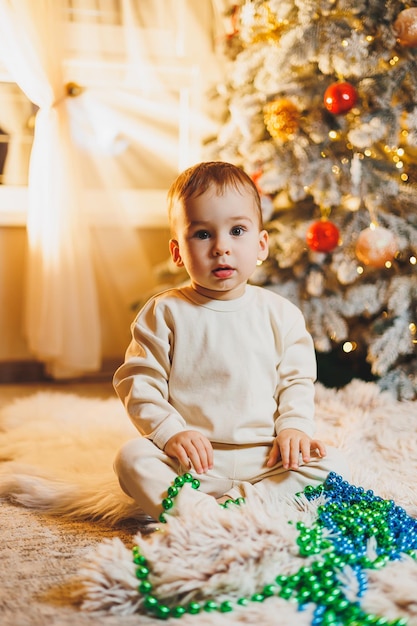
[132,472,416,625]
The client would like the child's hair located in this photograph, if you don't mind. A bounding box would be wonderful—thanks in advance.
[167,161,263,231]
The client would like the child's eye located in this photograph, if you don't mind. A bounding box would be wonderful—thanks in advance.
[231,226,245,236]
[194,230,211,240]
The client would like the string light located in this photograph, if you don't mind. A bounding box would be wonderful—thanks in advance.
[342,341,357,353]
[410,323,417,344]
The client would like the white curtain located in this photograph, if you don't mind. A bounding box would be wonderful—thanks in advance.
[0,0,100,378]
[0,0,225,378]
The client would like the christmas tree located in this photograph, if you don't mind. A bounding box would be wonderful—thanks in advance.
[206,0,417,399]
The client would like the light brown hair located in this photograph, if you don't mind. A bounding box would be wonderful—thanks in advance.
[167,161,263,233]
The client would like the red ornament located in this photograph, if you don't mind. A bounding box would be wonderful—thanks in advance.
[324,81,358,115]
[355,226,397,268]
[306,219,340,253]
[393,8,417,47]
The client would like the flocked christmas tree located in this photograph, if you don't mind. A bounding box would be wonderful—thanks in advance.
[206,0,417,399]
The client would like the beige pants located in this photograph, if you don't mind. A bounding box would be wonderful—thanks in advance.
[114,437,350,520]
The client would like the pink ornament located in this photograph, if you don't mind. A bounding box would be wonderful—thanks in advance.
[394,8,417,47]
[355,226,397,268]
[306,219,340,253]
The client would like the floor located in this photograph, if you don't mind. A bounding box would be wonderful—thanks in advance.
[0,379,116,409]
[0,377,148,626]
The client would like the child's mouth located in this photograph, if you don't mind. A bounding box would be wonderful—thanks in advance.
[213,267,234,279]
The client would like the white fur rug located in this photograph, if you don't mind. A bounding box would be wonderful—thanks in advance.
[1,380,417,625]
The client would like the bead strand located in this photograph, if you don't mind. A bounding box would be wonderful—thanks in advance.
[158,472,245,523]
[132,472,415,624]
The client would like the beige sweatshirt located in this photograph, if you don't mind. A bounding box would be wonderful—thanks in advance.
[114,284,317,450]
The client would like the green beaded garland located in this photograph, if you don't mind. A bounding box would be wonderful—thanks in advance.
[203,600,218,612]
[138,580,153,594]
[220,600,234,612]
[144,595,158,610]
[161,497,173,510]
[135,565,150,579]
[132,472,416,625]
[156,604,171,619]
[171,606,186,618]
[174,475,185,487]
[187,601,201,614]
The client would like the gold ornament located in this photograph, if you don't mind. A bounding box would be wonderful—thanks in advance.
[241,1,287,45]
[264,99,300,141]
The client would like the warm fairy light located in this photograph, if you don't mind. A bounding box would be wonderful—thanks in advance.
[364,149,372,157]
[332,165,340,174]
[410,256,417,264]
[410,323,416,334]
[341,39,348,47]
[397,148,404,156]
[389,56,399,65]
[329,130,338,139]
[401,173,409,181]
[401,129,409,138]
[342,341,357,353]
[341,157,349,164]
[366,35,374,42]
[357,266,364,274]
[385,261,392,268]
[344,195,361,211]
[395,161,404,169]
[384,145,391,153]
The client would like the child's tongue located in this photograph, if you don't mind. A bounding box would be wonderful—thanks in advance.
[213,267,234,278]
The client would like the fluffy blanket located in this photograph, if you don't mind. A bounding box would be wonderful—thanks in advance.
[1,380,417,625]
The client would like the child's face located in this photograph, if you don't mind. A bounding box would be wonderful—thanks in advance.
[169,185,269,300]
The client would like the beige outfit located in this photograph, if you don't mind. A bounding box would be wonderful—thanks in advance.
[114,285,349,519]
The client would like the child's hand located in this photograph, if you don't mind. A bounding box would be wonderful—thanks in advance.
[164,430,214,474]
[266,428,326,470]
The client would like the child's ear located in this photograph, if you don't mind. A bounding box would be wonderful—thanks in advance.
[257,229,269,262]
[169,239,184,267]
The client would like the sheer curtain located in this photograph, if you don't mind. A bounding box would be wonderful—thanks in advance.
[0,0,100,378]
[0,0,225,378]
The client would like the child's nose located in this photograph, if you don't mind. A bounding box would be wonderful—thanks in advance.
[213,237,230,256]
